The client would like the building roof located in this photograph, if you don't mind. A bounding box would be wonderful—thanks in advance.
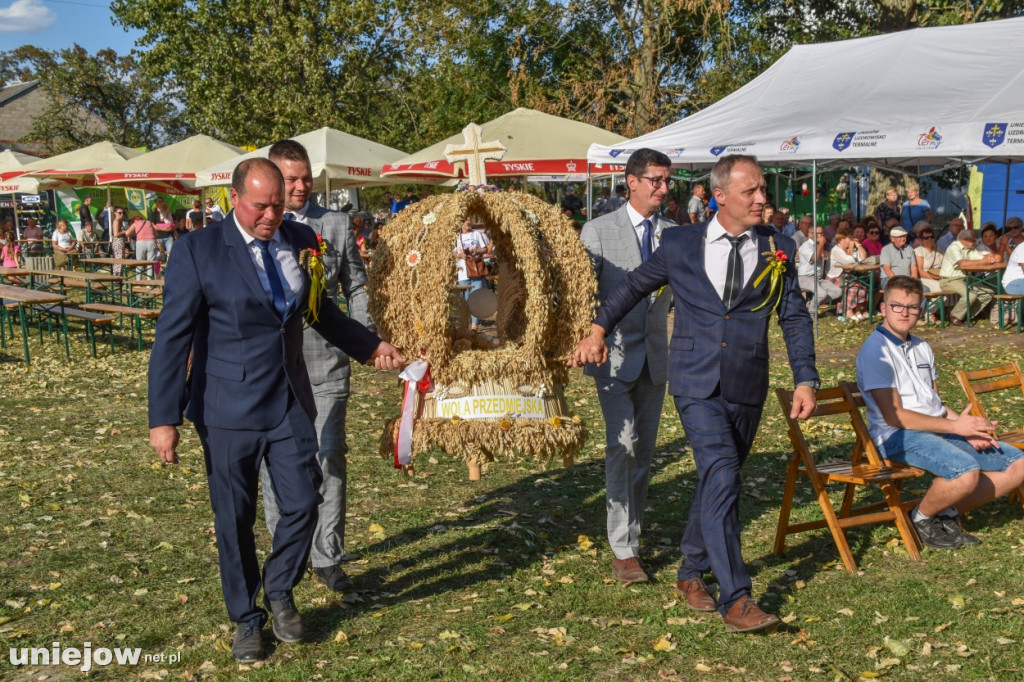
[0,80,41,107]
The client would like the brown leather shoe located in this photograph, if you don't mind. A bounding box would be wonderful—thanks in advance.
[612,557,649,583]
[722,596,780,633]
[675,578,717,612]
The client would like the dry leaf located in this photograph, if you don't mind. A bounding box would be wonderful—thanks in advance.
[653,635,676,652]
[334,630,349,644]
[176,594,188,604]
[695,663,712,672]
[368,523,385,533]
[577,534,594,550]
[837,608,855,617]
[409,642,424,649]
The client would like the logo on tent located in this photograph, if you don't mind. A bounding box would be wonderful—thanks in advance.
[609,149,635,158]
[709,146,728,157]
[982,123,1007,148]
[832,132,856,152]
[668,147,685,157]
[917,126,943,149]
[779,136,800,153]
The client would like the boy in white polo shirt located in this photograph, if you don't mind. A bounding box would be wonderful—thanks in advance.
[856,276,1024,549]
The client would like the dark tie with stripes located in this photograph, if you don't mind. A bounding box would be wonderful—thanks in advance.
[722,233,749,309]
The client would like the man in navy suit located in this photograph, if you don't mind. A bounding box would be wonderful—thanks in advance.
[575,154,818,633]
[148,158,404,661]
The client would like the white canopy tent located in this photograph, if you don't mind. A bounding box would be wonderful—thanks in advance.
[588,17,1024,171]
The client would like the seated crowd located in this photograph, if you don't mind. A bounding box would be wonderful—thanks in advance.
[775,186,1024,327]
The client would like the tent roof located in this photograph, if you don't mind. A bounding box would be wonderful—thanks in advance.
[2,140,143,186]
[383,108,627,178]
[95,134,245,193]
[589,17,1024,170]
[195,126,409,190]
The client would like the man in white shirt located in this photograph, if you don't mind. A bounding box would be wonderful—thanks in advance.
[856,276,1024,549]
[938,229,1001,324]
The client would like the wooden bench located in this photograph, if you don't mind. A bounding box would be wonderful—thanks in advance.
[80,303,161,351]
[923,290,957,328]
[33,304,115,357]
[992,294,1023,333]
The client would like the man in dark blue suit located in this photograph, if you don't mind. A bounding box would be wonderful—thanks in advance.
[575,154,818,633]
[148,158,404,661]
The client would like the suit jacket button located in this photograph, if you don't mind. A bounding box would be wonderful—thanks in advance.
[281,327,286,334]
[724,314,730,320]
[721,342,727,347]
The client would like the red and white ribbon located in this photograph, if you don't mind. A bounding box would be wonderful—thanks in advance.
[394,359,430,468]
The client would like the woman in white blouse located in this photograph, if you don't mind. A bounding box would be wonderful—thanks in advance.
[826,224,868,321]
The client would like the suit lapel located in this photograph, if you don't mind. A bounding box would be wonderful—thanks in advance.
[733,229,771,310]
[223,211,279,318]
[614,207,642,269]
[690,223,725,310]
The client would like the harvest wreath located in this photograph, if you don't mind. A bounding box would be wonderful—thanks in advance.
[368,187,597,476]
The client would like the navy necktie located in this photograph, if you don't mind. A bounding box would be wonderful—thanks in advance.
[254,239,287,316]
[640,219,655,262]
[284,212,295,221]
[722,233,749,309]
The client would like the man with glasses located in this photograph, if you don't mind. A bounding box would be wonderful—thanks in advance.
[879,227,919,288]
[936,217,964,253]
[577,148,676,586]
[856,276,1024,549]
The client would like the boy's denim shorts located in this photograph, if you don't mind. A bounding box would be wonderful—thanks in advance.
[880,430,1023,481]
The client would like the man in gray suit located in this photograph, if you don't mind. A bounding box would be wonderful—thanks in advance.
[579,148,674,583]
[260,140,371,592]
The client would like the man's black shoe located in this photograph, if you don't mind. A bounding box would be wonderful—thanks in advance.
[314,565,354,592]
[264,595,303,643]
[940,514,980,546]
[913,514,962,550]
[232,621,265,662]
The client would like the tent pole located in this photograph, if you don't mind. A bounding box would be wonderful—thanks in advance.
[587,165,594,218]
[812,160,818,339]
[774,171,779,211]
[325,175,331,209]
[1003,160,1011,226]
[12,196,21,240]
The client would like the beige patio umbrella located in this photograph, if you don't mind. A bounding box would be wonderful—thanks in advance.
[95,134,245,194]
[195,126,411,193]
[380,108,627,180]
[0,149,46,194]
[3,140,143,186]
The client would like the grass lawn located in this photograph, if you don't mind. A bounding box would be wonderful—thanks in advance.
[1,314,1023,681]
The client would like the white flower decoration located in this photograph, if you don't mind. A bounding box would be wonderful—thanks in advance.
[525,210,539,225]
[422,212,437,225]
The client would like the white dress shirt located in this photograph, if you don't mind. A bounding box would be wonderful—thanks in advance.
[285,201,311,225]
[625,202,664,253]
[704,214,759,300]
[233,216,304,313]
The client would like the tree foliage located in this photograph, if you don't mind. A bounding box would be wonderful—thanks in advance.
[0,46,187,154]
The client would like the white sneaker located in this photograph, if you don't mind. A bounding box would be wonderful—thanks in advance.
[836,315,848,323]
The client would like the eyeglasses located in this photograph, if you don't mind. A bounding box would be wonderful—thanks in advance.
[636,176,675,189]
[868,231,880,235]
[920,234,934,239]
[887,303,923,315]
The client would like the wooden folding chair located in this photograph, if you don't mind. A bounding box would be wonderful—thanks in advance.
[774,383,925,572]
[955,361,1024,508]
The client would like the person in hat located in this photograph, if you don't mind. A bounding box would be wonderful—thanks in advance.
[880,226,919,288]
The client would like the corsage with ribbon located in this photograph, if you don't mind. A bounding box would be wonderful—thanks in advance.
[750,236,788,314]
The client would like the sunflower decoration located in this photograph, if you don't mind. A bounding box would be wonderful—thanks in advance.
[750,236,788,314]
[299,234,329,323]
